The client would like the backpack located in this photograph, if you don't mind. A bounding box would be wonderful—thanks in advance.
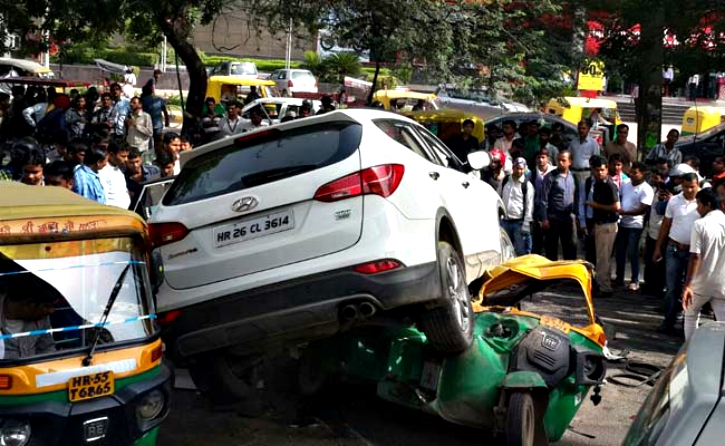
[502,174,529,219]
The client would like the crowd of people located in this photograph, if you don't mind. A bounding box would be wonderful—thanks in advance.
[446,117,725,339]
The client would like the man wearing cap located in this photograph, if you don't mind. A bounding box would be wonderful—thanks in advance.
[654,172,701,335]
[568,119,601,191]
[482,149,506,195]
[501,157,535,256]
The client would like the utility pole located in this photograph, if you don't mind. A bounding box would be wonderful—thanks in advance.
[161,36,168,72]
[285,19,292,71]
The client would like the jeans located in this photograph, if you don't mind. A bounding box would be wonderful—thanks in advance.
[502,219,532,256]
[594,222,618,293]
[684,295,725,341]
[545,214,578,261]
[643,236,666,296]
[615,226,644,284]
[662,244,690,329]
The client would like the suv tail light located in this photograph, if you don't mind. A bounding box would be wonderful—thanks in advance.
[353,259,402,274]
[314,164,405,203]
[288,80,294,88]
[149,222,189,248]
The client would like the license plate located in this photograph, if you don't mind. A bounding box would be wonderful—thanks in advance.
[213,211,294,247]
[68,371,115,402]
[83,417,109,442]
[419,361,442,391]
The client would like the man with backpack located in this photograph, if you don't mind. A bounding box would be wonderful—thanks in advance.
[500,157,535,256]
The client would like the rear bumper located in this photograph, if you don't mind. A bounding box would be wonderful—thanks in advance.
[163,261,441,359]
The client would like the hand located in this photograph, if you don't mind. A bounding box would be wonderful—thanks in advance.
[682,287,694,310]
[541,220,550,231]
[653,247,662,263]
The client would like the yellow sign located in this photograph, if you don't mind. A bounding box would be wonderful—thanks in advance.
[577,60,605,91]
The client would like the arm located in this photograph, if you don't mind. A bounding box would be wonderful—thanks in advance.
[523,181,534,231]
[653,217,672,261]
[538,174,553,222]
[588,200,621,212]
[621,203,649,216]
[22,105,36,127]
[577,179,587,227]
[162,102,170,127]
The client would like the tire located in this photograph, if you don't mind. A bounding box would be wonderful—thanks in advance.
[419,241,474,354]
[298,352,331,397]
[506,392,536,446]
[188,353,262,405]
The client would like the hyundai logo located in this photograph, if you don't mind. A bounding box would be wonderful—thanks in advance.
[231,196,259,213]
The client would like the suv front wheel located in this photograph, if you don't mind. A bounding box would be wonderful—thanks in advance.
[419,241,474,354]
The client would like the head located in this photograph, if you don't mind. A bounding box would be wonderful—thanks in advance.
[462,119,474,136]
[86,86,98,102]
[715,181,725,202]
[616,124,629,144]
[666,129,680,145]
[321,95,333,108]
[300,100,313,117]
[577,119,591,139]
[535,148,550,168]
[250,107,264,126]
[552,122,564,138]
[512,157,527,179]
[141,85,153,97]
[538,127,551,145]
[130,96,142,112]
[696,188,720,217]
[106,142,129,167]
[125,146,143,175]
[73,95,86,111]
[163,132,182,155]
[590,155,608,181]
[83,146,109,173]
[153,69,162,82]
[69,89,79,100]
[684,155,700,172]
[249,86,257,94]
[100,92,113,109]
[67,139,89,166]
[557,150,572,172]
[489,149,505,172]
[110,83,123,99]
[656,157,670,176]
[714,156,725,175]
[609,153,624,176]
[681,173,700,200]
[226,101,241,118]
[502,120,517,138]
[2,280,55,321]
[650,170,665,187]
[19,145,45,186]
[10,85,24,99]
[205,97,216,112]
[486,124,501,141]
[44,160,75,189]
[155,149,175,178]
[629,162,647,185]
[526,120,539,137]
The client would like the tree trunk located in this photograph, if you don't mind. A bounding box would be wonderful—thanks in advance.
[367,60,381,106]
[159,18,207,135]
[635,7,664,158]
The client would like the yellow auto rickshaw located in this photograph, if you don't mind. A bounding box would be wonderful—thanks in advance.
[372,89,439,112]
[681,106,725,136]
[0,184,171,445]
[206,75,279,106]
[546,97,622,127]
[403,108,485,142]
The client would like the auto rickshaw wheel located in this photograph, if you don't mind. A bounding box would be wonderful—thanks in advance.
[188,353,263,405]
[419,241,474,354]
[506,392,535,446]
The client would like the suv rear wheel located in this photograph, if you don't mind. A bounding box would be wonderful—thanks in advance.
[419,241,474,354]
[189,353,263,405]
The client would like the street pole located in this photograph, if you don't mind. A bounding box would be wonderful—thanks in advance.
[285,19,292,71]
[161,36,168,72]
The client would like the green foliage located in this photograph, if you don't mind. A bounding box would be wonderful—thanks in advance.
[53,46,158,67]
[302,51,324,75]
[321,52,362,82]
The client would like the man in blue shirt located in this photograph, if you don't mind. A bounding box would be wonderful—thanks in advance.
[141,85,170,151]
[73,146,108,204]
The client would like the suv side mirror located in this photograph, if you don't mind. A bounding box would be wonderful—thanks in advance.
[468,150,492,171]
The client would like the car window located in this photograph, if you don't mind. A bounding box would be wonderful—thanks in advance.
[292,71,313,79]
[164,122,363,206]
[278,71,287,80]
[135,179,175,220]
[413,125,467,171]
[373,119,441,165]
[231,63,257,76]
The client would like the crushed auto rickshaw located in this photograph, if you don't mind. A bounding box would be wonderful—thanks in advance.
[299,255,607,446]
[0,183,171,445]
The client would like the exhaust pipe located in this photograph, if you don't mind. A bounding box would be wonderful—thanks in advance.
[341,304,359,322]
[358,302,377,319]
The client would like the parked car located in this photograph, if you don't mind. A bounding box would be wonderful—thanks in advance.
[241,97,322,123]
[209,61,259,79]
[268,69,319,96]
[435,85,530,119]
[150,109,510,402]
[675,123,725,178]
[623,321,725,446]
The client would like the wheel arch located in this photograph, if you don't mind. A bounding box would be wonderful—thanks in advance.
[435,208,463,257]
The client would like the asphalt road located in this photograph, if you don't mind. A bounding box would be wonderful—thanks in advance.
[158,288,682,446]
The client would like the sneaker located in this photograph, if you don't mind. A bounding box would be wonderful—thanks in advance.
[628,282,640,291]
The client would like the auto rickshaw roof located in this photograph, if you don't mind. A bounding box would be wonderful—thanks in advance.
[549,96,618,109]
[0,77,90,88]
[208,75,276,87]
[403,108,482,122]
[373,89,437,101]
[0,58,53,74]
[0,183,146,237]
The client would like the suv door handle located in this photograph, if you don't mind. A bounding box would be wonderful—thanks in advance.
[429,172,440,180]
[462,181,470,189]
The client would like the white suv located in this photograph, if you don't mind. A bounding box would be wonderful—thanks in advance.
[150,109,508,401]
[269,69,319,96]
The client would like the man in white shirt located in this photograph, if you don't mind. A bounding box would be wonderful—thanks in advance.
[682,188,725,341]
[125,96,153,153]
[219,101,245,137]
[568,119,601,189]
[614,163,654,291]
[239,106,270,133]
[99,143,131,210]
[493,119,517,173]
[654,173,701,335]
[643,170,668,297]
[501,158,534,256]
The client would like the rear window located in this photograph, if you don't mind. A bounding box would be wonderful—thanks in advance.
[230,63,258,75]
[292,71,314,79]
[163,122,363,206]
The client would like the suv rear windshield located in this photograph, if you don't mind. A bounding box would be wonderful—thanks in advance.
[163,121,363,206]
